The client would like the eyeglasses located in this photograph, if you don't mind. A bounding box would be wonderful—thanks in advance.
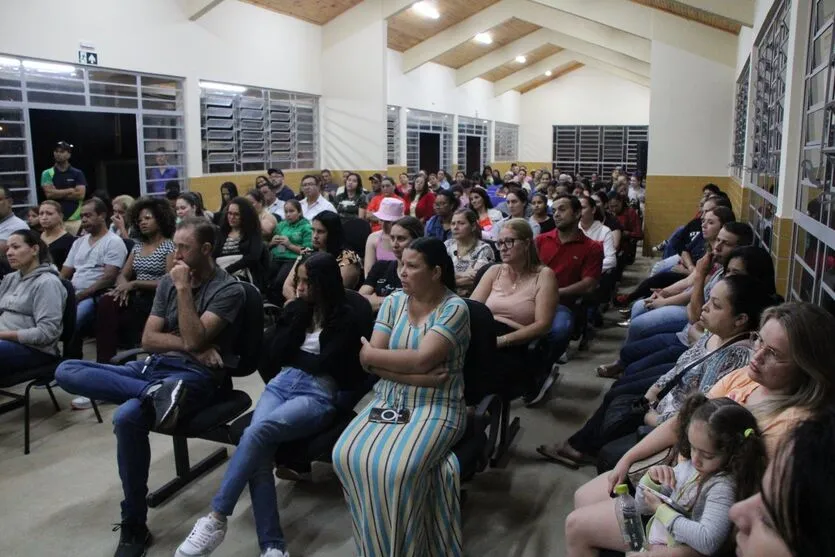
[496,238,517,250]
[750,332,790,365]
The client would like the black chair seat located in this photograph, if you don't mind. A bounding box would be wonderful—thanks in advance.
[0,361,59,389]
[169,390,252,437]
[453,431,489,482]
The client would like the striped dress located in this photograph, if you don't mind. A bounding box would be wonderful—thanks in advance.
[332,290,470,557]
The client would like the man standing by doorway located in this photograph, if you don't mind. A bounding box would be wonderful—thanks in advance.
[40,141,87,236]
[148,148,178,195]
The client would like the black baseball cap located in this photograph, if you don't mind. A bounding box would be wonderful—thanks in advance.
[267,168,284,176]
[55,141,73,151]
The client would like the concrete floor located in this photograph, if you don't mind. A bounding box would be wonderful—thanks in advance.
[0,261,650,557]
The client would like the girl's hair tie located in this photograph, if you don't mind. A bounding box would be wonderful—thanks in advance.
[744,428,755,439]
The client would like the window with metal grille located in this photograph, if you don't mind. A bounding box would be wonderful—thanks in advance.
[200,84,319,174]
[732,60,751,179]
[494,122,519,162]
[457,116,489,175]
[405,109,453,175]
[552,125,648,177]
[387,106,400,166]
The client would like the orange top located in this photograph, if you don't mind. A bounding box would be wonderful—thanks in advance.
[484,265,540,329]
[708,367,809,458]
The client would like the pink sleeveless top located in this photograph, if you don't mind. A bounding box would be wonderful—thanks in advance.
[485,265,540,327]
[375,233,396,262]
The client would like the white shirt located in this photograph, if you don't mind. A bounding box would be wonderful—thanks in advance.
[64,230,128,291]
[0,213,28,241]
[300,196,337,221]
[266,198,284,220]
[580,220,617,272]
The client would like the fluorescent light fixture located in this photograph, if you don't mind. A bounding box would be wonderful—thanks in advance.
[22,60,75,73]
[515,55,527,64]
[545,70,553,77]
[474,33,493,45]
[411,1,440,19]
[0,56,21,68]
[199,81,247,93]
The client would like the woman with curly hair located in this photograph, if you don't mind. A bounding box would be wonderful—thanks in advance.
[91,197,176,367]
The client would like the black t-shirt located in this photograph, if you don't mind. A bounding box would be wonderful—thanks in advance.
[47,232,77,269]
[364,260,400,297]
[603,213,622,232]
[42,165,87,218]
[537,217,556,234]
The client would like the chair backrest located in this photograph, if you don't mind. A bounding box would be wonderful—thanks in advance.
[472,262,498,291]
[342,218,372,259]
[344,289,374,339]
[59,278,77,354]
[462,299,499,403]
[336,289,377,410]
[229,281,264,377]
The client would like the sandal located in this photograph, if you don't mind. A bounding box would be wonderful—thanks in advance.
[536,444,583,469]
[596,364,623,379]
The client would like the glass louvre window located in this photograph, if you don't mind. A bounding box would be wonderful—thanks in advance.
[494,122,519,162]
[405,109,453,175]
[732,60,751,179]
[387,106,400,166]
[0,53,186,204]
[200,83,319,174]
[457,116,489,175]
[751,0,790,197]
[552,125,648,176]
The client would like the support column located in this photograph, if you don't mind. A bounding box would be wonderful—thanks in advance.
[320,0,387,175]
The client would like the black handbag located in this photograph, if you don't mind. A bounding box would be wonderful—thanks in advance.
[599,332,750,442]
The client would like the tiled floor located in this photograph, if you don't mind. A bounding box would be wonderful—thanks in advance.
[0,261,651,557]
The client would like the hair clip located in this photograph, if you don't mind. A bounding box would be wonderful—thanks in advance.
[744,428,755,438]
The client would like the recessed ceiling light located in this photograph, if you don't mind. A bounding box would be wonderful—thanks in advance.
[545,70,553,76]
[412,1,440,19]
[515,55,527,64]
[474,33,493,45]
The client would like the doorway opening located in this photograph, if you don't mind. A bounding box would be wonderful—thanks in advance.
[29,109,139,204]
[464,136,482,176]
[419,132,440,174]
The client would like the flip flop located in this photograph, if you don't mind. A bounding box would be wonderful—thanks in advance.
[536,445,581,469]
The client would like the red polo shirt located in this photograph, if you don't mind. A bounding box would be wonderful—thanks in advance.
[535,229,603,290]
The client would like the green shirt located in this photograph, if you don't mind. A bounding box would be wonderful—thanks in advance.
[271,217,313,261]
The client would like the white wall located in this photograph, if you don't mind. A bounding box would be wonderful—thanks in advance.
[647,40,735,176]
[387,50,521,124]
[0,0,322,175]
[518,66,651,162]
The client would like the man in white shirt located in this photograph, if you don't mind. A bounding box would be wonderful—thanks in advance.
[61,197,127,356]
[0,186,29,254]
[299,174,336,221]
[259,180,284,220]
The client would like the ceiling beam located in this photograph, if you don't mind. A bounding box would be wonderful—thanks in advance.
[572,53,651,88]
[401,0,517,72]
[182,0,227,21]
[494,50,575,95]
[530,0,651,39]
[672,0,755,27]
[382,0,415,19]
[456,27,650,86]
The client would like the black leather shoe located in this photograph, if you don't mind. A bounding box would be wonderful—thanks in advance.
[113,522,152,557]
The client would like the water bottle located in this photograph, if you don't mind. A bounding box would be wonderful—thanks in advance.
[614,484,646,552]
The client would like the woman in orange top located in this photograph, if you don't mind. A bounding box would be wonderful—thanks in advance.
[366,176,408,232]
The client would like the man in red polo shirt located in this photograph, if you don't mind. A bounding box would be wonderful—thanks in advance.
[534,195,603,393]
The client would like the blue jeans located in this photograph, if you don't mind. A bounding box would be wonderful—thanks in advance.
[651,255,680,276]
[663,226,686,258]
[546,305,574,362]
[0,339,56,374]
[212,368,336,551]
[626,305,688,344]
[620,333,687,376]
[76,297,98,335]
[55,355,218,526]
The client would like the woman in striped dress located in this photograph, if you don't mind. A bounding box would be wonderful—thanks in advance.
[332,237,470,557]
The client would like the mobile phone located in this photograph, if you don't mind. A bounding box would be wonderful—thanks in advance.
[368,407,411,424]
[638,484,688,514]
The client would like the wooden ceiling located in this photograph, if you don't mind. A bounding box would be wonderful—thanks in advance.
[387,0,503,51]
[481,43,562,82]
[242,0,364,25]
[630,0,742,34]
[516,62,584,94]
[432,19,540,69]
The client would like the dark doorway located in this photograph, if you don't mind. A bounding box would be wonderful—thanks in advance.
[465,136,482,176]
[419,132,440,173]
[29,109,139,204]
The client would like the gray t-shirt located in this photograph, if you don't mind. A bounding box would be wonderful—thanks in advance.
[150,266,244,375]
[0,213,29,241]
[64,230,128,292]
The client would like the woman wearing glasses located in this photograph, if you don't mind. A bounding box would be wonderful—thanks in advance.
[566,302,835,556]
[471,218,558,400]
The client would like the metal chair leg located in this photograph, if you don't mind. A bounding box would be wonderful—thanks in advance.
[23,381,34,455]
[90,399,103,423]
[45,383,61,412]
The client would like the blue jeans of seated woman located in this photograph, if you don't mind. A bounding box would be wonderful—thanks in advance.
[626,304,689,344]
[211,367,337,552]
[621,333,687,376]
[651,255,680,276]
[0,339,56,374]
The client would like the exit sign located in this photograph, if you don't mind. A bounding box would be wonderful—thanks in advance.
[78,51,98,66]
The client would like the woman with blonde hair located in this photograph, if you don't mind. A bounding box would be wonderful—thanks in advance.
[471,218,558,403]
[110,194,136,240]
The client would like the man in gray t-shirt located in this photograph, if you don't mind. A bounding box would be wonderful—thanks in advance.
[0,185,29,256]
[55,217,244,556]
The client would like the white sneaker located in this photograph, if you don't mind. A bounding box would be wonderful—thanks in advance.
[71,396,92,410]
[175,516,227,556]
[261,549,289,557]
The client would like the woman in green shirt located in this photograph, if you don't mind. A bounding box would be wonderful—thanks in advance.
[270,199,313,293]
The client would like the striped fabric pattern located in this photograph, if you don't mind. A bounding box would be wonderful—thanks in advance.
[333,291,470,557]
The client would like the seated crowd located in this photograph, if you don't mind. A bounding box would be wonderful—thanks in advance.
[0,166,833,557]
